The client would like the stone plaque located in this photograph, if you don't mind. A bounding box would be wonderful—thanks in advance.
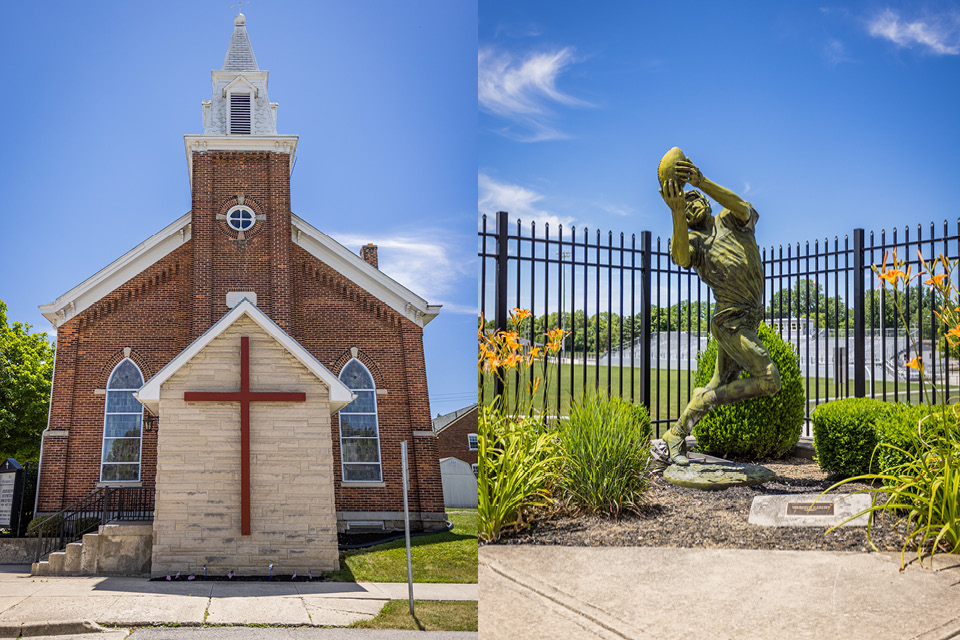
[749,493,871,528]
[786,502,835,517]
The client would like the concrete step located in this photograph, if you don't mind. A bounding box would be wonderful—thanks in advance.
[64,542,83,575]
[32,560,50,576]
[48,551,66,574]
[81,533,100,575]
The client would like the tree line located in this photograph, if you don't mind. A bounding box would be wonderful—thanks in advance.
[482,279,945,354]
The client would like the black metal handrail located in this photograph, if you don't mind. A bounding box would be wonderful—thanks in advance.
[33,486,155,562]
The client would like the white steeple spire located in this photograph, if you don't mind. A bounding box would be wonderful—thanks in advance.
[184,14,298,188]
[223,14,259,71]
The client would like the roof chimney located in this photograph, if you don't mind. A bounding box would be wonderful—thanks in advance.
[360,243,378,269]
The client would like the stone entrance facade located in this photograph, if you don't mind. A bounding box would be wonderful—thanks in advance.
[149,312,342,576]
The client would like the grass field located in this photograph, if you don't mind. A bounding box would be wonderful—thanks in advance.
[325,509,477,584]
[481,363,947,436]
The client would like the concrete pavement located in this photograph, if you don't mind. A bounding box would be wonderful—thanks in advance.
[480,545,960,640]
[0,565,476,637]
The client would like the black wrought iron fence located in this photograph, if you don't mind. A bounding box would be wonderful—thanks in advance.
[479,211,960,438]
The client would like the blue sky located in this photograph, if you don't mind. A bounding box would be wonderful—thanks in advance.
[479,1,960,257]
[0,1,477,416]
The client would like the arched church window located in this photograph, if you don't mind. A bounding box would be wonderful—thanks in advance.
[338,359,382,482]
[100,359,144,482]
[229,92,252,134]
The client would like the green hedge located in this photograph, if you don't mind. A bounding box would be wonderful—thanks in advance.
[873,403,938,473]
[692,323,805,460]
[811,398,891,477]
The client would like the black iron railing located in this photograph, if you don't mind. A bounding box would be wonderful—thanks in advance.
[33,486,155,562]
[479,212,960,437]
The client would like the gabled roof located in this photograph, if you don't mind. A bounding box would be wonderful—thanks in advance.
[292,214,441,327]
[39,213,440,329]
[136,298,354,414]
[223,14,259,71]
[432,404,478,434]
[39,214,192,328]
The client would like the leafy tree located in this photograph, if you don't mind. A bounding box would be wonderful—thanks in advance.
[0,300,54,464]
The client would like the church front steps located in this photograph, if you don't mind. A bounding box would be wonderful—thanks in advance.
[63,542,83,575]
[30,525,150,577]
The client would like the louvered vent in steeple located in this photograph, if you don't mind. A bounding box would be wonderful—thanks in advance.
[229,93,252,134]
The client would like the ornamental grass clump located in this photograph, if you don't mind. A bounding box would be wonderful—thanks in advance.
[558,393,652,516]
[477,309,566,542]
[823,250,960,569]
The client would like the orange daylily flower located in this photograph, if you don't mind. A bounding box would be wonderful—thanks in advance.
[947,325,960,345]
[905,356,923,371]
[925,273,948,288]
[510,308,531,325]
[529,346,543,359]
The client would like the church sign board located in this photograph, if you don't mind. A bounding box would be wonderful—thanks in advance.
[0,459,24,534]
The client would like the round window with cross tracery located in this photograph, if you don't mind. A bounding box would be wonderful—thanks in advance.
[226,205,255,231]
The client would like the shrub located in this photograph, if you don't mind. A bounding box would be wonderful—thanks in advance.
[873,403,933,473]
[692,322,805,460]
[812,398,891,477]
[26,515,61,537]
[558,393,652,516]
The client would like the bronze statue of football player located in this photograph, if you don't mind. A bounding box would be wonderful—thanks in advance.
[658,148,780,466]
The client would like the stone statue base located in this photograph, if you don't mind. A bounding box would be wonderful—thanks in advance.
[663,460,775,490]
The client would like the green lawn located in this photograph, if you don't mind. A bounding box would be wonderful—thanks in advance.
[349,600,478,631]
[324,509,477,584]
[482,363,934,437]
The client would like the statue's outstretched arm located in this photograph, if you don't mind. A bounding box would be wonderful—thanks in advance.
[660,178,692,267]
[675,160,752,223]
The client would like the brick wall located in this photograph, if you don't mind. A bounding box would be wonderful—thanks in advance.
[436,406,478,466]
[37,148,445,531]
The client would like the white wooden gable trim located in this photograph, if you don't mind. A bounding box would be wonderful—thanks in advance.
[291,214,441,328]
[38,212,440,330]
[135,298,355,415]
[39,213,192,328]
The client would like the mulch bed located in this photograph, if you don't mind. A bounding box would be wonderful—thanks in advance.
[493,457,908,552]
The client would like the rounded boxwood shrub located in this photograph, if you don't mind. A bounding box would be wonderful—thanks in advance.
[692,322,804,460]
[811,398,890,477]
[873,403,936,473]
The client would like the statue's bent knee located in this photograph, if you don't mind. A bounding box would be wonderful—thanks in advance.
[758,364,781,396]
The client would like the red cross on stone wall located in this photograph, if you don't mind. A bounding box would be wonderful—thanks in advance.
[184,336,305,536]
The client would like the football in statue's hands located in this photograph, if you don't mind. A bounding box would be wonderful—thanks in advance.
[658,147,687,189]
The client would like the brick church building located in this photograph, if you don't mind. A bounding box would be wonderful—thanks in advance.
[34,14,445,575]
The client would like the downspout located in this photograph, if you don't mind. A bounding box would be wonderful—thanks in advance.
[32,325,58,518]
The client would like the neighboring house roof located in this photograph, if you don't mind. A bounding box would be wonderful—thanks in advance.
[39,213,440,329]
[432,403,478,434]
[136,298,354,414]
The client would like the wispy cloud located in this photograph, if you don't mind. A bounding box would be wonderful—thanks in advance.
[866,8,960,55]
[332,232,473,312]
[478,46,590,142]
[478,173,574,229]
[822,39,854,65]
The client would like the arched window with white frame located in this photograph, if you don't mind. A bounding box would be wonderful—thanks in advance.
[100,359,144,482]
[338,359,382,482]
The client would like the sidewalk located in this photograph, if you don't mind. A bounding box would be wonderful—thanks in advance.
[480,546,960,640]
[0,565,476,636]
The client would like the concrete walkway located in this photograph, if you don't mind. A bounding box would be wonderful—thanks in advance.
[0,565,476,637]
[480,546,960,640]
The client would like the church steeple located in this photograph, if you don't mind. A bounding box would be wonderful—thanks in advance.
[185,14,297,187]
[223,14,259,71]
